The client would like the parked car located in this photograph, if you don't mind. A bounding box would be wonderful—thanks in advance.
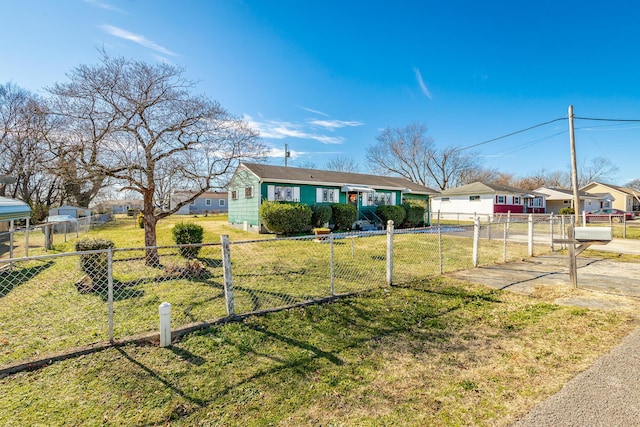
[585,208,636,223]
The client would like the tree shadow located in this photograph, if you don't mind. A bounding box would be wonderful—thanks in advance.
[0,261,54,298]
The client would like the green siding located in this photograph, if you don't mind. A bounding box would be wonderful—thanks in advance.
[228,170,261,226]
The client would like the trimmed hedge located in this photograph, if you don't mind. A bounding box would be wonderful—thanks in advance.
[259,201,312,235]
[331,204,357,231]
[402,200,426,227]
[75,238,115,289]
[558,207,575,215]
[376,205,406,226]
[172,222,204,259]
[311,204,332,228]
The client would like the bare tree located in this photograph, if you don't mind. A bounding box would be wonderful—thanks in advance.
[49,53,266,264]
[325,155,359,173]
[428,146,482,190]
[0,83,58,208]
[578,156,619,187]
[367,122,434,186]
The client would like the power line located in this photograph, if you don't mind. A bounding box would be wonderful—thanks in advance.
[575,116,640,122]
[455,117,567,152]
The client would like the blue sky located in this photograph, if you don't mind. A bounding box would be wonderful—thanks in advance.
[2,0,640,185]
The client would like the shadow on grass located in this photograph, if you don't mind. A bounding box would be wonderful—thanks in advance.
[0,261,54,298]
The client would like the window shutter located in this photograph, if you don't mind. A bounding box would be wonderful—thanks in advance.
[293,187,300,202]
[316,188,323,203]
[332,189,339,202]
[267,185,275,201]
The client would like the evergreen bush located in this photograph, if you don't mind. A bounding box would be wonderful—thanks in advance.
[402,200,426,227]
[259,201,312,235]
[311,203,332,228]
[558,207,575,215]
[75,238,115,289]
[376,205,406,227]
[136,212,145,228]
[331,204,357,231]
[172,222,205,258]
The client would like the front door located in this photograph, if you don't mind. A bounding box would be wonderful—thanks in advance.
[348,192,358,207]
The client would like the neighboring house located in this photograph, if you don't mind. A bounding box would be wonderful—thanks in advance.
[227,162,438,232]
[171,190,228,215]
[0,196,32,242]
[580,182,640,213]
[534,187,608,214]
[92,199,144,214]
[431,182,546,219]
[48,205,91,218]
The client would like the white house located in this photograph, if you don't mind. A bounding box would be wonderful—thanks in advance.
[534,187,609,214]
[432,182,546,220]
[48,205,91,218]
[171,190,228,215]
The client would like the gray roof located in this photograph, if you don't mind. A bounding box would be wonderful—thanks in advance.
[0,196,31,221]
[535,187,598,199]
[238,163,439,195]
[439,182,540,197]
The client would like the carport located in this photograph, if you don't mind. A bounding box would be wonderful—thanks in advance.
[0,196,32,258]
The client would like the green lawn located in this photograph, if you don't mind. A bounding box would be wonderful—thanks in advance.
[0,276,637,426]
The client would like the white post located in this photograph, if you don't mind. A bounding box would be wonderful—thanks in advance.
[582,211,586,227]
[549,214,555,252]
[528,214,534,257]
[159,302,171,347]
[330,234,335,296]
[503,222,508,263]
[221,235,235,315]
[9,220,14,260]
[386,220,394,285]
[438,211,443,275]
[472,217,480,267]
[25,218,29,257]
[107,247,114,343]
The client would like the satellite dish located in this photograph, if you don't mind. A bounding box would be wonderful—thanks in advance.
[0,175,16,184]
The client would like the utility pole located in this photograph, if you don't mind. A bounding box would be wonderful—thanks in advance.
[569,105,580,225]
[284,143,290,167]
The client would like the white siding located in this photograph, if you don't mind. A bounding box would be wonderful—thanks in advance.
[431,195,494,218]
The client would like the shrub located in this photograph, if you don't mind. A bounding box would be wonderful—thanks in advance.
[376,205,406,227]
[331,204,357,231]
[75,238,115,290]
[126,208,135,217]
[402,201,426,227]
[558,207,575,215]
[311,204,332,228]
[172,222,205,258]
[136,212,145,228]
[259,201,312,235]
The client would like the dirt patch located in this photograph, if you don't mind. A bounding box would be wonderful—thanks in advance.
[448,255,640,313]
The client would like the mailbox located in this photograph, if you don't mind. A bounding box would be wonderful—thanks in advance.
[574,226,612,242]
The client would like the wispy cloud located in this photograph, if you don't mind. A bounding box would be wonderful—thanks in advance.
[244,115,351,145]
[413,67,432,99]
[84,0,126,13]
[299,106,330,117]
[309,119,364,130]
[100,25,176,56]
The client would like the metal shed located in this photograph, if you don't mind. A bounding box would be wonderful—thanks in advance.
[0,196,32,222]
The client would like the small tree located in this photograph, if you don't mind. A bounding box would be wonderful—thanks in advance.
[402,200,426,227]
[259,201,312,235]
[331,204,357,231]
[172,222,204,259]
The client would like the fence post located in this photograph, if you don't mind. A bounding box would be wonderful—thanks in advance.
[330,233,335,296]
[472,217,479,267]
[550,214,555,252]
[386,220,394,285]
[107,247,114,343]
[438,211,443,274]
[561,215,566,250]
[503,222,507,263]
[528,214,534,257]
[487,215,491,240]
[9,220,14,260]
[159,302,172,347]
[220,235,235,316]
[25,218,29,258]
[623,215,627,239]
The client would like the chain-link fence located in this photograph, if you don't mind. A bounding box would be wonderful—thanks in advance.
[0,213,113,259]
[0,218,558,371]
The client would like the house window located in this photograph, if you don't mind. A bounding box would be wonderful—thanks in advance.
[497,195,506,204]
[190,200,196,206]
[245,187,253,198]
[532,198,542,207]
[205,199,212,206]
[513,197,521,205]
[469,195,480,201]
[563,200,570,204]
[231,190,238,200]
[219,199,225,207]
[315,188,338,203]
[441,197,450,202]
